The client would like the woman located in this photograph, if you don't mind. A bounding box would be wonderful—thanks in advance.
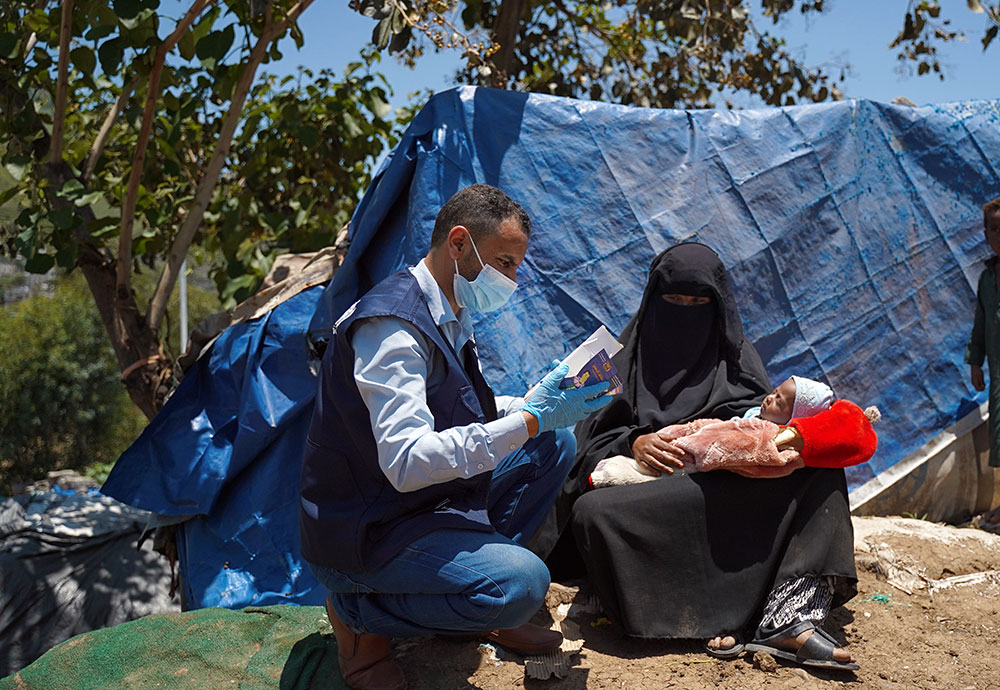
[567,243,859,670]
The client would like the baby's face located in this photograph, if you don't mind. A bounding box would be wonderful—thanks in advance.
[760,378,796,424]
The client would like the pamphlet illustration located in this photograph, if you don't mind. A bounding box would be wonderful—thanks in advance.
[528,325,624,397]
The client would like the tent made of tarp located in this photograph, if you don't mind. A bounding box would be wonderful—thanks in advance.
[102,87,1000,610]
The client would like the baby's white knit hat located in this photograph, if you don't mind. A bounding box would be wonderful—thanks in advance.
[791,375,835,419]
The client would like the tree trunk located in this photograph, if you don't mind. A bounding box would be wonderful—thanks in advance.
[39,162,168,420]
[77,250,169,420]
[491,0,526,87]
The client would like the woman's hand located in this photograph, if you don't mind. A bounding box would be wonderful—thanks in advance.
[631,433,688,475]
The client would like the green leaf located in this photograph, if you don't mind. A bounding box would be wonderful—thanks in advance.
[968,0,985,12]
[23,252,54,274]
[0,185,21,207]
[363,90,392,119]
[298,126,319,148]
[372,17,393,50]
[212,63,241,101]
[280,102,302,124]
[16,225,37,251]
[55,243,77,269]
[391,8,406,33]
[984,25,998,50]
[98,37,126,74]
[113,0,141,20]
[119,7,158,32]
[57,179,85,200]
[47,206,77,230]
[75,191,107,208]
[70,46,97,76]
[341,112,363,138]
[0,32,19,60]
[387,26,411,53]
[359,0,393,20]
[196,25,235,62]
[178,29,197,60]
[85,23,117,42]
[23,9,51,34]
[221,273,257,302]
[86,216,120,239]
[189,5,219,47]
[5,156,30,182]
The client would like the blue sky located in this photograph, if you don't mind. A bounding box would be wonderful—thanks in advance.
[249,1,999,110]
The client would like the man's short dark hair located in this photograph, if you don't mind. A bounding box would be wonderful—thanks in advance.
[985,195,1000,228]
[430,184,532,247]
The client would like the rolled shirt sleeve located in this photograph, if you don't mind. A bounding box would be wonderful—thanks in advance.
[350,315,529,493]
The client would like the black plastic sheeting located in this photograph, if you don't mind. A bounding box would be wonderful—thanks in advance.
[0,491,178,677]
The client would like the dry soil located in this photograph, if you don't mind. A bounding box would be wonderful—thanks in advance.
[389,516,1000,690]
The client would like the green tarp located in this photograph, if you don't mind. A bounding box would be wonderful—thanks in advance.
[0,605,346,690]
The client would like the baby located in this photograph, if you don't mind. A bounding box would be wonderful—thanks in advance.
[743,375,834,425]
[590,376,876,487]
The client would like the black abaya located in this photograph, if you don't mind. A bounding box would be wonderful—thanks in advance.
[564,243,858,638]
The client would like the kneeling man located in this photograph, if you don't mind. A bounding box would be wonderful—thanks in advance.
[300,184,609,690]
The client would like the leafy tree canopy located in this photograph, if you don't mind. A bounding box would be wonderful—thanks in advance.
[0,0,409,416]
[354,0,999,108]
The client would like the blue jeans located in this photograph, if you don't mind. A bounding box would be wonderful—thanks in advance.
[309,428,575,637]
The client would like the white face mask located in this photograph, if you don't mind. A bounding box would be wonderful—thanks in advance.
[453,232,517,312]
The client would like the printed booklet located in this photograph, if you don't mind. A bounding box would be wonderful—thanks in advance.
[528,325,624,397]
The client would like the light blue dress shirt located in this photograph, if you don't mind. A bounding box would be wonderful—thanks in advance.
[348,259,529,493]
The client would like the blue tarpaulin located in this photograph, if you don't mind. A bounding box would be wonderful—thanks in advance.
[103,87,1000,610]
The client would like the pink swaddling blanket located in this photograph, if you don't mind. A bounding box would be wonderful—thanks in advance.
[589,418,805,489]
[656,417,803,478]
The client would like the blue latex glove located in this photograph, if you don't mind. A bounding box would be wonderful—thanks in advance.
[521,363,613,434]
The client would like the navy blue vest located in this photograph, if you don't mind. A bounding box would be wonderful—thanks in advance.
[299,269,500,573]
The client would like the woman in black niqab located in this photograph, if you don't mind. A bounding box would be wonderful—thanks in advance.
[571,243,770,487]
[564,243,858,658]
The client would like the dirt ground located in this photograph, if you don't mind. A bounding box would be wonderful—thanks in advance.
[390,516,1000,690]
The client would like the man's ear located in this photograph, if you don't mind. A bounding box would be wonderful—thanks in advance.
[447,226,468,261]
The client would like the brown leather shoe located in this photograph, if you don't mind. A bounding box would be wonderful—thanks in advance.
[325,596,407,690]
[484,623,563,654]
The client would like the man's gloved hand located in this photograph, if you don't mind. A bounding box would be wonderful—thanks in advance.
[521,363,613,434]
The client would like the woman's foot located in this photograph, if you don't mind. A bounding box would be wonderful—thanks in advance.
[771,628,853,664]
[705,634,744,658]
[746,626,858,670]
[982,505,1000,525]
[706,635,739,653]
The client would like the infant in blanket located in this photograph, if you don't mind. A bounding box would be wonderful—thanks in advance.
[590,376,878,487]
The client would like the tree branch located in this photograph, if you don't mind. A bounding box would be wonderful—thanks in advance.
[49,0,73,164]
[549,0,637,83]
[84,77,136,182]
[117,0,214,304]
[148,0,315,332]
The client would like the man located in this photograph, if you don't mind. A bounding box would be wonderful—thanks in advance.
[300,184,610,690]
